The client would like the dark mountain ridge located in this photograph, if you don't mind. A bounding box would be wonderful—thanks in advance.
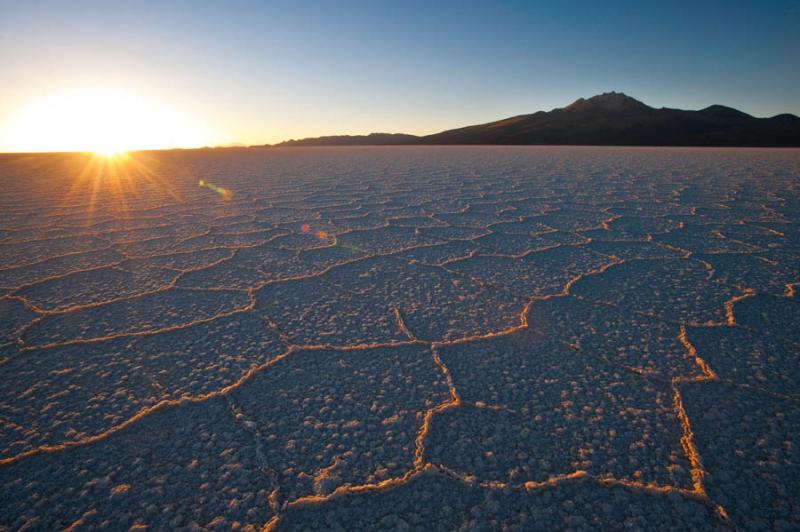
[277,132,419,147]
[271,92,800,147]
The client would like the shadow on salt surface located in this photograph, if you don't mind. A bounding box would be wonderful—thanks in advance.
[0,312,285,459]
[755,222,800,249]
[523,244,614,273]
[527,296,702,378]
[446,245,616,303]
[0,399,274,530]
[253,206,313,225]
[256,276,406,346]
[681,381,800,531]
[609,203,694,218]
[267,232,335,251]
[169,229,286,255]
[672,205,784,225]
[278,469,722,531]
[0,248,124,288]
[654,224,762,254]
[227,344,450,502]
[113,234,201,257]
[297,244,369,272]
[683,294,800,399]
[393,240,477,266]
[90,216,188,234]
[124,247,234,272]
[587,240,684,260]
[488,218,553,235]
[446,254,570,296]
[177,244,308,290]
[387,216,447,228]
[473,232,549,255]
[432,329,693,489]
[15,265,179,311]
[531,209,614,232]
[22,288,251,347]
[322,256,525,341]
[0,299,36,346]
[716,222,790,248]
[0,235,109,269]
[208,220,276,235]
[114,228,284,258]
[434,208,518,229]
[686,251,799,297]
[536,230,592,246]
[570,258,743,324]
[329,213,387,232]
[687,326,799,398]
[418,225,489,241]
[336,225,444,255]
[591,215,682,240]
[102,222,201,244]
[733,294,800,343]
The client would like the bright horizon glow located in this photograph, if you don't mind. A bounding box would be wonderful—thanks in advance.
[97,149,125,157]
[0,89,218,153]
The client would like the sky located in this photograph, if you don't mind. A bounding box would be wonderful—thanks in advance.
[1,0,799,151]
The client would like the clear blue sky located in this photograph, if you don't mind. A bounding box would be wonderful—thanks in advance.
[1,0,798,147]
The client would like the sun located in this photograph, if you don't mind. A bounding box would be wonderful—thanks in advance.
[94,144,131,158]
[96,148,126,158]
[0,88,217,153]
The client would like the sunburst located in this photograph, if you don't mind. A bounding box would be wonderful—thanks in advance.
[1,88,216,154]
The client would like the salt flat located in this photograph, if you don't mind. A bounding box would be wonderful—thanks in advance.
[0,146,798,530]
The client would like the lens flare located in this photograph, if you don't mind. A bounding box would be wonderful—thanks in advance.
[198,179,233,200]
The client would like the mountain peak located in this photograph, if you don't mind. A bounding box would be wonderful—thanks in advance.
[565,92,650,112]
[699,104,752,119]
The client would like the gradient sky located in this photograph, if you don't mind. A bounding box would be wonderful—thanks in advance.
[1,0,799,149]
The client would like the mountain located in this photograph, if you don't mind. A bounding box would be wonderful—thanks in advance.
[272,92,800,147]
[275,132,420,147]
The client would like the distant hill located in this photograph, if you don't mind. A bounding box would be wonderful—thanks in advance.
[275,132,420,147]
[271,92,800,147]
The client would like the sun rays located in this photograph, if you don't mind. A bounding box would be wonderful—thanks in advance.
[54,151,184,225]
